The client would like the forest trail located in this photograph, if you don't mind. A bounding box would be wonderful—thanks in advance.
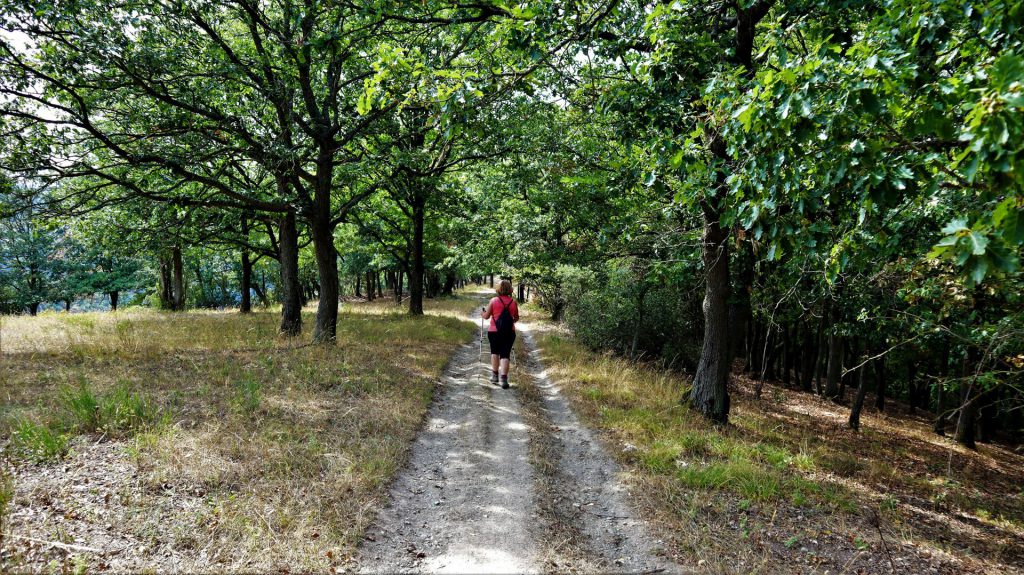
[357,297,683,574]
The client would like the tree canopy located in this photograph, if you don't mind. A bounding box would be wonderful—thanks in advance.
[1,0,1021,446]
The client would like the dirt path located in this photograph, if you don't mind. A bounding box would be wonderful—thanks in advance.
[357,303,684,574]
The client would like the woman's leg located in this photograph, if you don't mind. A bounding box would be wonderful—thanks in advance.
[499,332,516,376]
[491,354,500,372]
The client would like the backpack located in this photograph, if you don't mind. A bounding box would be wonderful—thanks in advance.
[494,296,515,334]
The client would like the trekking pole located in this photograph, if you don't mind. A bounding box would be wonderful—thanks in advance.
[479,311,485,375]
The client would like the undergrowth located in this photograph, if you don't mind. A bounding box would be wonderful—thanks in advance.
[534,330,854,510]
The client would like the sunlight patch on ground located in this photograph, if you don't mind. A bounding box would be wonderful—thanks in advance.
[424,547,537,574]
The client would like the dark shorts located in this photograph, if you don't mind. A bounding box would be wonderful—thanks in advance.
[488,331,516,359]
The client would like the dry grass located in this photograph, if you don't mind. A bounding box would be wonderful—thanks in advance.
[526,307,1024,574]
[0,293,478,572]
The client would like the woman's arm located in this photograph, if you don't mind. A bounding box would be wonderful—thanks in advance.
[482,300,492,319]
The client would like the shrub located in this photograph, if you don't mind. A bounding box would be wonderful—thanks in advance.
[562,261,703,369]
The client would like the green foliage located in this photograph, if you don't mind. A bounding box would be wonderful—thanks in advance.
[100,385,162,435]
[9,418,69,462]
[232,375,262,416]
[563,261,703,368]
[0,0,1020,446]
[58,381,160,437]
[58,383,102,433]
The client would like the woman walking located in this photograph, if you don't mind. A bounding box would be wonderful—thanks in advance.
[481,279,519,389]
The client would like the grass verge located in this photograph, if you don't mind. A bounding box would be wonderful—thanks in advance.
[0,292,479,572]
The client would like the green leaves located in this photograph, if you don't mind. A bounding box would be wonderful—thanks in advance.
[858,89,883,116]
[930,209,1020,287]
[732,104,754,132]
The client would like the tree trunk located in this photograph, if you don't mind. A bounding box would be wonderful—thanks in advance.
[955,350,978,448]
[409,194,425,315]
[171,245,185,311]
[764,330,777,381]
[310,213,339,343]
[933,381,947,435]
[442,271,456,296]
[395,268,404,303]
[875,349,888,412]
[426,270,442,298]
[907,361,920,413]
[64,299,71,312]
[489,274,494,287]
[278,210,302,336]
[731,243,754,367]
[849,354,872,430]
[934,341,951,435]
[366,270,375,301]
[824,332,843,401]
[874,353,887,412]
[814,304,830,395]
[753,322,768,398]
[28,302,39,316]
[159,255,174,310]
[799,320,816,392]
[747,321,760,375]
[109,291,119,311]
[955,384,978,449]
[518,282,525,302]
[253,278,268,307]
[840,338,857,399]
[978,389,998,443]
[240,217,252,314]
[256,271,268,306]
[193,261,207,307]
[687,202,731,424]
[782,322,792,387]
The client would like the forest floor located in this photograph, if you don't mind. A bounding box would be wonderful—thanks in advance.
[0,296,476,572]
[527,314,1024,574]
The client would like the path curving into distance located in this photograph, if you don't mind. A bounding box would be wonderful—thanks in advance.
[357,300,685,574]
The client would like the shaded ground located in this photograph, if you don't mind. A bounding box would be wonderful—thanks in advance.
[529,320,1024,575]
[357,301,682,574]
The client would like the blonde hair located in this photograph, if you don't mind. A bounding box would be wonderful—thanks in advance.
[497,279,514,297]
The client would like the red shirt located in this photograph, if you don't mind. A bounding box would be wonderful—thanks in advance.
[487,296,519,332]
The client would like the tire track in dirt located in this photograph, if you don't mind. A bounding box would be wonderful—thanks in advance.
[516,325,684,574]
[357,303,685,574]
[357,304,538,574]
